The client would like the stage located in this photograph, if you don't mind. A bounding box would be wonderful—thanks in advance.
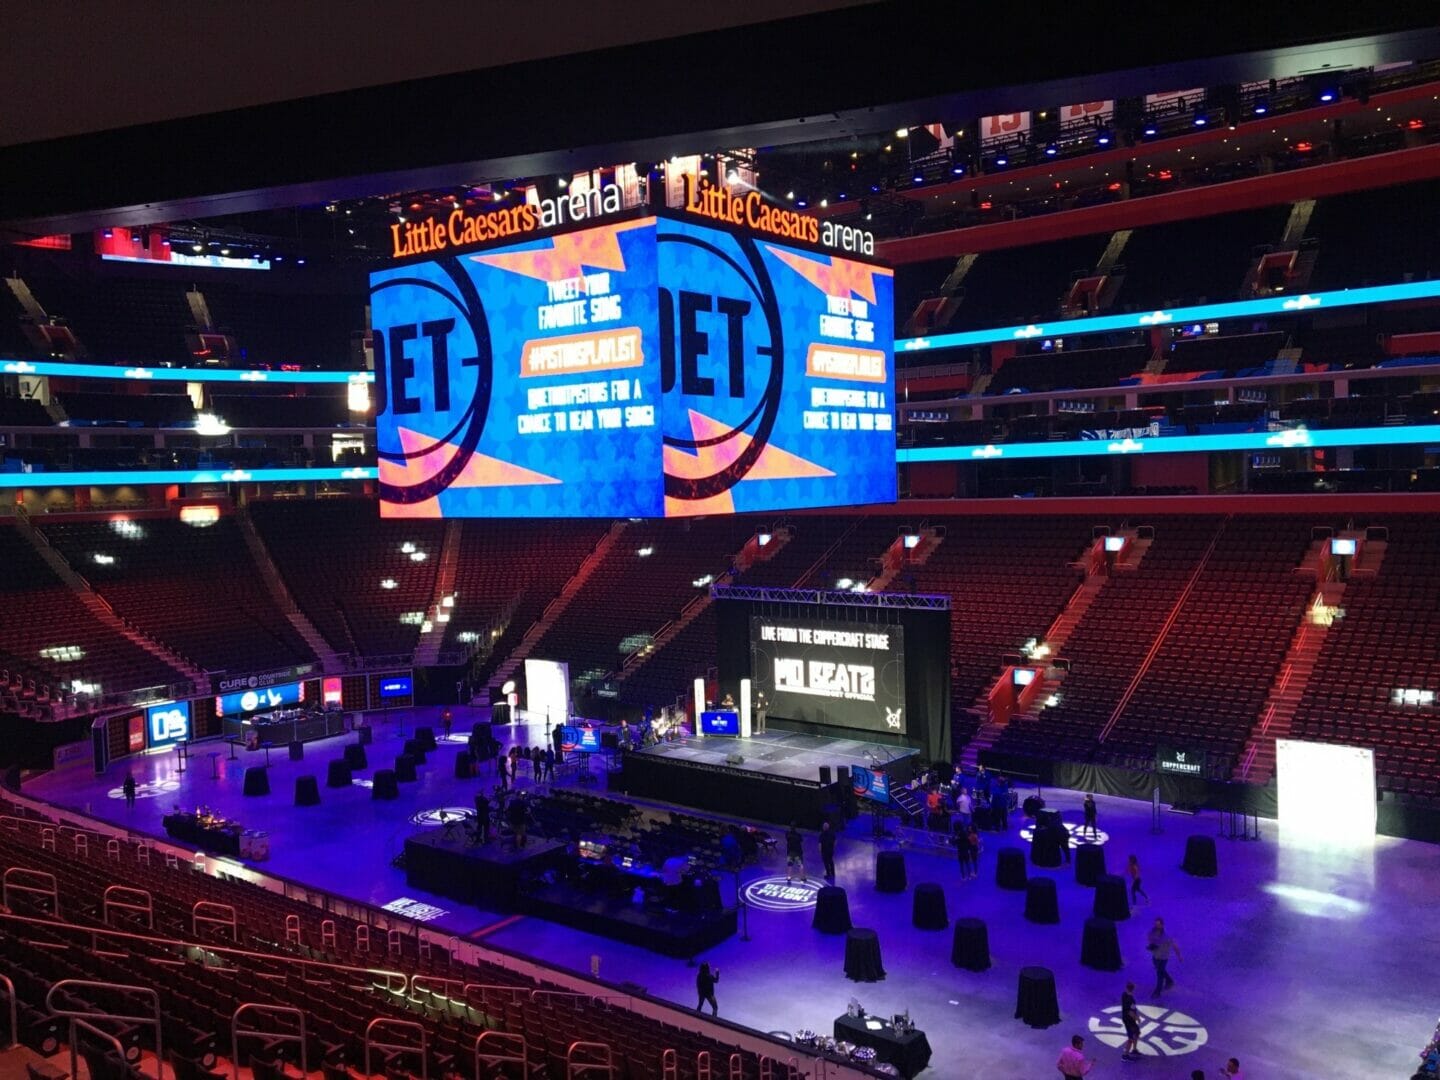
[615,731,920,828]
[404,830,567,912]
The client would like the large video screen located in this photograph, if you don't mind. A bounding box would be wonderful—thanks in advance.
[750,615,906,735]
[371,213,894,518]
[656,216,896,516]
[372,219,663,517]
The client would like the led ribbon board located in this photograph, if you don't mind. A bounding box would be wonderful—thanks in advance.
[895,277,1440,353]
[0,359,373,385]
[371,210,895,518]
[0,466,377,489]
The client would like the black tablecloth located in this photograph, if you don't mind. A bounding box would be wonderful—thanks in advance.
[1081,916,1122,971]
[1036,808,1063,832]
[1075,843,1106,887]
[1022,795,1045,818]
[343,743,368,771]
[242,766,270,797]
[951,918,991,971]
[326,759,353,787]
[294,775,320,806]
[844,928,885,982]
[1014,966,1061,1028]
[454,752,475,779]
[1182,834,1218,877]
[1093,873,1130,921]
[288,740,304,762]
[1030,827,1063,868]
[1024,877,1059,924]
[394,754,417,782]
[372,769,399,800]
[832,1014,932,1079]
[974,804,1006,831]
[911,883,948,930]
[402,738,426,764]
[996,847,1028,890]
[414,725,437,751]
[812,886,852,934]
[162,813,242,857]
[875,850,907,893]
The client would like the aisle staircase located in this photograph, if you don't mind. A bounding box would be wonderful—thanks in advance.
[235,507,344,672]
[412,520,463,667]
[486,521,629,695]
[13,509,207,690]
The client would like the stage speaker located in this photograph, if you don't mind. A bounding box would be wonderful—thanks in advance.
[725,753,745,766]
[819,765,833,785]
[836,765,857,818]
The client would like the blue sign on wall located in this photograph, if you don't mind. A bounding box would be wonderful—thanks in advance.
[214,680,304,717]
[378,676,413,699]
[146,700,191,748]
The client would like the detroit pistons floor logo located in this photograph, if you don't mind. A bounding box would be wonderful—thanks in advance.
[658,225,784,507]
[371,257,494,507]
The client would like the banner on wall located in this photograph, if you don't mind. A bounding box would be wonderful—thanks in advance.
[1061,101,1114,126]
[980,112,1031,146]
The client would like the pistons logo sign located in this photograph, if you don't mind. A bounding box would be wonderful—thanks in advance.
[371,258,494,512]
[658,227,785,512]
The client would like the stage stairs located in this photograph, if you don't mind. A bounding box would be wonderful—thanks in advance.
[614,527,793,683]
[412,520,463,667]
[236,506,344,672]
[12,507,208,692]
[487,520,629,694]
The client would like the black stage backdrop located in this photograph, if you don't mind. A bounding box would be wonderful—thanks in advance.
[716,597,950,764]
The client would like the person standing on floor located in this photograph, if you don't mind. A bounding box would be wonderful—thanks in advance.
[473,792,491,844]
[1146,917,1182,996]
[1056,1034,1094,1078]
[955,824,974,880]
[543,745,556,782]
[1082,792,1099,838]
[695,962,720,1016]
[1220,1057,1245,1079]
[956,785,972,829]
[1120,980,1142,1061]
[819,820,838,882]
[122,771,137,809]
[1128,854,1148,904]
[785,823,805,883]
[966,824,982,880]
[507,793,529,849]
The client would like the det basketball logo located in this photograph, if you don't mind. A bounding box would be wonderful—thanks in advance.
[371,257,495,513]
[742,875,821,912]
[1088,1004,1209,1057]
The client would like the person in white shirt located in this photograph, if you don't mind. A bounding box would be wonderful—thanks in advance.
[1056,1034,1093,1078]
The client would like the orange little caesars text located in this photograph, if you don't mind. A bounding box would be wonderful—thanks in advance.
[682,176,820,245]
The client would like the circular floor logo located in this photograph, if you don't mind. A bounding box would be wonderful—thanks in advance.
[742,875,820,912]
[408,806,476,827]
[107,779,180,801]
[1019,823,1110,848]
[1088,1004,1208,1057]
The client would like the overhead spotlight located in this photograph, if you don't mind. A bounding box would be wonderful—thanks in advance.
[796,199,808,208]
[557,177,568,189]
[191,242,204,253]
[895,127,909,138]
[296,258,306,266]
[1193,112,1209,127]
[1318,88,1337,103]
[725,168,739,184]
[1044,143,1058,156]
[951,164,965,175]
[994,155,1008,167]
[1142,123,1159,137]
[101,228,113,238]
[785,190,795,200]
[219,247,230,256]
[1096,129,1111,146]
[912,173,923,184]
[452,199,462,208]
[865,213,873,221]
[1253,101,1269,115]
[837,192,846,200]
[872,182,883,191]
[819,198,828,208]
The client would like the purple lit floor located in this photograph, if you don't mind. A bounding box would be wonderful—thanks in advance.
[24,707,1438,1079]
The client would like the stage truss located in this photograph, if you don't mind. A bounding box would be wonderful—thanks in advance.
[710,584,950,610]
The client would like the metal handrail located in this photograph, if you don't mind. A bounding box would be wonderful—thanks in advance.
[68,1017,127,1080]
[46,980,164,1080]
[0,909,410,993]
[233,1002,307,1078]
[3,866,59,917]
[365,1016,429,1080]
[729,1052,743,1080]
[696,1050,711,1080]
[662,1047,677,1080]
[475,1030,528,1079]
[566,1040,614,1079]
[408,976,527,1005]
[0,972,16,1050]
[102,884,153,930]
[192,900,237,941]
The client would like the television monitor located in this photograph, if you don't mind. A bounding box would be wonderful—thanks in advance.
[379,675,413,699]
[700,709,740,736]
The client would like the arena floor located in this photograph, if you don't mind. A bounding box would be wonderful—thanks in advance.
[24,705,1436,1079]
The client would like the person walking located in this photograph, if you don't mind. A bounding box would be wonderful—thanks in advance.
[122,772,137,809]
[1120,980,1142,1061]
[956,786,972,829]
[819,820,837,882]
[1128,854,1149,905]
[1082,793,1099,839]
[1146,917,1182,996]
[955,825,974,880]
[543,746,556,782]
[966,824,982,880]
[695,962,720,1016]
[496,749,509,791]
[785,823,805,883]
[1056,1034,1094,1078]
